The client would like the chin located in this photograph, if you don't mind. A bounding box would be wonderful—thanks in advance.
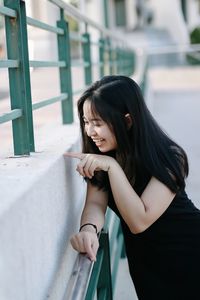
[98,146,115,153]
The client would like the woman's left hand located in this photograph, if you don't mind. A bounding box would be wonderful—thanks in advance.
[64,152,115,178]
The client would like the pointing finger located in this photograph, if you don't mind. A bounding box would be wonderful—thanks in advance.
[63,152,85,160]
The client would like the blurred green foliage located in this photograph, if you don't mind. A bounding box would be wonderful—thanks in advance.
[187,27,200,65]
[190,27,200,44]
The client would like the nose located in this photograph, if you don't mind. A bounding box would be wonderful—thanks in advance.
[86,124,96,137]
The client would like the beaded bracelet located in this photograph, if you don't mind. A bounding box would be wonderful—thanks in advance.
[79,223,98,234]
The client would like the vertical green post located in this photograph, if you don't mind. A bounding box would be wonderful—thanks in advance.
[82,32,92,86]
[57,10,73,124]
[103,0,109,28]
[97,232,113,300]
[107,39,114,75]
[85,231,113,300]
[181,0,187,22]
[116,47,121,74]
[99,38,105,78]
[112,47,117,75]
[4,0,34,155]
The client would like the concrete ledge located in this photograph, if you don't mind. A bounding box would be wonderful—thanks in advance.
[0,123,86,300]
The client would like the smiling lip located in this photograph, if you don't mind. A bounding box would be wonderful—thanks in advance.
[92,138,104,145]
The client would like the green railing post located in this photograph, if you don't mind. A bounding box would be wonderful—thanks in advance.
[107,39,114,75]
[85,231,113,300]
[181,0,187,22]
[82,32,92,86]
[117,47,124,75]
[97,232,113,300]
[4,0,35,155]
[99,38,105,78]
[116,47,121,74]
[57,9,73,124]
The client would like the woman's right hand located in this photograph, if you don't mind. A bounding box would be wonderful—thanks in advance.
[70,231,99,261]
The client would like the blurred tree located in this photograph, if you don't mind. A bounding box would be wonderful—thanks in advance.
[187,26,200,65]
[190,27,200,44]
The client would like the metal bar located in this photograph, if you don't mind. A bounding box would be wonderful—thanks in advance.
[48,0,133,47]
[73,87,87,95]
[109,217,120,254]
[64,209,126,300]
[99,38,105,77]
[85,248,104,300]
[4,0,35,155]
[90,61,103,67]
[103,0,109,28]
[181,0,187,22]
[63,254,94,300]
[82,32,92,85]
[107,39,114,75]
[0,5,17,17]
[111,233,124,290]
[57,9,73,124]
[98,288,107,300]
[29,60,66,68]
[0,109,22,124]
[147,43,200,55]
[32,94,68,110]
[0,59,19,68]
[71,60,89,68]
[26,16,64,34]
[70,32,87,43]
[97,232,113,300]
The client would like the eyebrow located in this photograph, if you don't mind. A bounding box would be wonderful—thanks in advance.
[83,116,102,122]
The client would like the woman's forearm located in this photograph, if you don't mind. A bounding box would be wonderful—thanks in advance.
[108,160,146,233]
[80,201,106,233]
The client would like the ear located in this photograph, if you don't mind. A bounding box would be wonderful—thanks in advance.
[125,113,133,129]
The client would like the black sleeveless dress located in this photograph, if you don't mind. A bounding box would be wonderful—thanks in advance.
[108,175,200,300]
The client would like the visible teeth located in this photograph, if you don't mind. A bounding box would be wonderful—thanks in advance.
[94,139,103,142]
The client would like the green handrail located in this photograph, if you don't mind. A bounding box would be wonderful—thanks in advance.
[0,0,136,155]
[65,208,125,300]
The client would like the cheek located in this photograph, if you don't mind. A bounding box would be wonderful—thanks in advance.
[84,125,88,135]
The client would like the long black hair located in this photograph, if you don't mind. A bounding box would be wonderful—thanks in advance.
[77,75,188,193]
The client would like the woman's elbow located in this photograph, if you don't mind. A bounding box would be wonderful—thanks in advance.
[129,223,149,234]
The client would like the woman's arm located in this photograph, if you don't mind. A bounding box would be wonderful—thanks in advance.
[65,152,176,235]
[70,181,108,261]
[108,161,175,234]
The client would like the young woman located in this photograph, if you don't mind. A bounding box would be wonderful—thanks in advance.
[65,75,200,299]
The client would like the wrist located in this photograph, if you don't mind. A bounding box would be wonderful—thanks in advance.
[79,223,98,234]
[107,158,119,173]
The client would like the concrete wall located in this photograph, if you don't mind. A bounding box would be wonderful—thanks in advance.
[0,124,86,300]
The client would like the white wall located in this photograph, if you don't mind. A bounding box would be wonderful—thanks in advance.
[0,125,86,300]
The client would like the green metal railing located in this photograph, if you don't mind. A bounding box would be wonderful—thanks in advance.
[65,208,125,300]
[0,0,135,156]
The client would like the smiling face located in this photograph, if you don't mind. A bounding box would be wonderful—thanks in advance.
[83,99,117,153]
